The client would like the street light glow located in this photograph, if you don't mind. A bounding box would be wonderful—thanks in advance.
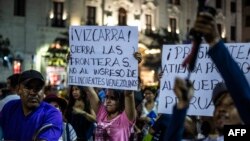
[145,49,161,55]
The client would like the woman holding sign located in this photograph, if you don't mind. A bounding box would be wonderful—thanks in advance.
[82,53,141,141]
[85,87,136,141]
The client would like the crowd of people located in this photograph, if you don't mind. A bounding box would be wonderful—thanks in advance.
[0,6,250,141]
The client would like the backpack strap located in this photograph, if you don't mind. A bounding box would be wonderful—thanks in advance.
[66,122,71,141]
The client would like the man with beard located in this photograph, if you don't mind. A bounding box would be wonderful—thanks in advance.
[0,70,63,141]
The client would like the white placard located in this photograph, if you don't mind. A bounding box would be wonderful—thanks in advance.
[158,43,250,116]
[68,26,139,90]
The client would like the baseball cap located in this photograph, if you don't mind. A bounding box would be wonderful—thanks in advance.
[212,82,228,105]
[18,70,45,86]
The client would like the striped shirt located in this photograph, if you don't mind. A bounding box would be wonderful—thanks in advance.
[59,122,77,141]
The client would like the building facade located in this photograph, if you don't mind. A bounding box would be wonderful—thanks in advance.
[242,0,250,42]
[0,0,244,85]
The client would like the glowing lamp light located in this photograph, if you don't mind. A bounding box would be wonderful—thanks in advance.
[49,12,54,19]
[4,56,8,61]
[145,49,161,55]
[13,60,21,74]
[63,13,67,20]
[176,29,180,34]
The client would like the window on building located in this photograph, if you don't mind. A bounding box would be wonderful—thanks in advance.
[52,1,65,27]
[245,0,250,6]
[231,2,236,13]
[170,18,177,33]
[145,14,152,35]
[118,8,127,25]
[246,16,250,27]
[216,0,222,9]
[14,0,25,16]
[86,6,96,25]
[231,26,236,41]
[169,0,180,5]
[176,0,180,5]
[217,24,222,37]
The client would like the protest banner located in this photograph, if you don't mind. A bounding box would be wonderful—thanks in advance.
[68,26,139,90]
[158,43,250,116]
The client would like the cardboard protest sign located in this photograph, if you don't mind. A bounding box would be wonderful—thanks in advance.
[68,26,139,90]
[158,43,250,116]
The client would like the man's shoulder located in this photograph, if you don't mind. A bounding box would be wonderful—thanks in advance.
[1,100,22,118]
[2,99,21,110]
[39,102,62,116]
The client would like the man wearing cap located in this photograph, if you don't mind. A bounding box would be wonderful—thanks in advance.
[0,70,63,141]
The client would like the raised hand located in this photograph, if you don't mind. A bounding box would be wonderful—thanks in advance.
[194,12,220,46]
[173,77,194,109]
[133,52,142,63]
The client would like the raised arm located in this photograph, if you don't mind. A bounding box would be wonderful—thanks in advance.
[194,12,250,124]
[84,87,100,114]
[163,77,194,141]
[73,106,96,122]
[124,90,136,121]
[123,52,140,121]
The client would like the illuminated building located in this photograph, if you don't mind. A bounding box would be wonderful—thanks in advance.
[0,0,244,85]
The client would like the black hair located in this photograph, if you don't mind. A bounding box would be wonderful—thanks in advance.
[65,85,91,120]
[0,88,11,99]
[107,89,125,113]
[7,74,21,88]
[142,85,158,95]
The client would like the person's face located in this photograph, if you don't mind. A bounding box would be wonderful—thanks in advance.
[105,89,119,113]
[72,86,81,100]
[18,79,44,110]
[49,101,61,111]
[213,93,242,131]
[184,117,197,139]
[144,90,155,102]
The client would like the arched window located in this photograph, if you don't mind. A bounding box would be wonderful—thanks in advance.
[170,18,177,33]
[52,1,65,27]
[145,14,152,35]
[118,8,127,25]
[86,6,96,25]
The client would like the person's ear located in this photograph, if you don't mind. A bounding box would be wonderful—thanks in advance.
[17,84,22,95]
